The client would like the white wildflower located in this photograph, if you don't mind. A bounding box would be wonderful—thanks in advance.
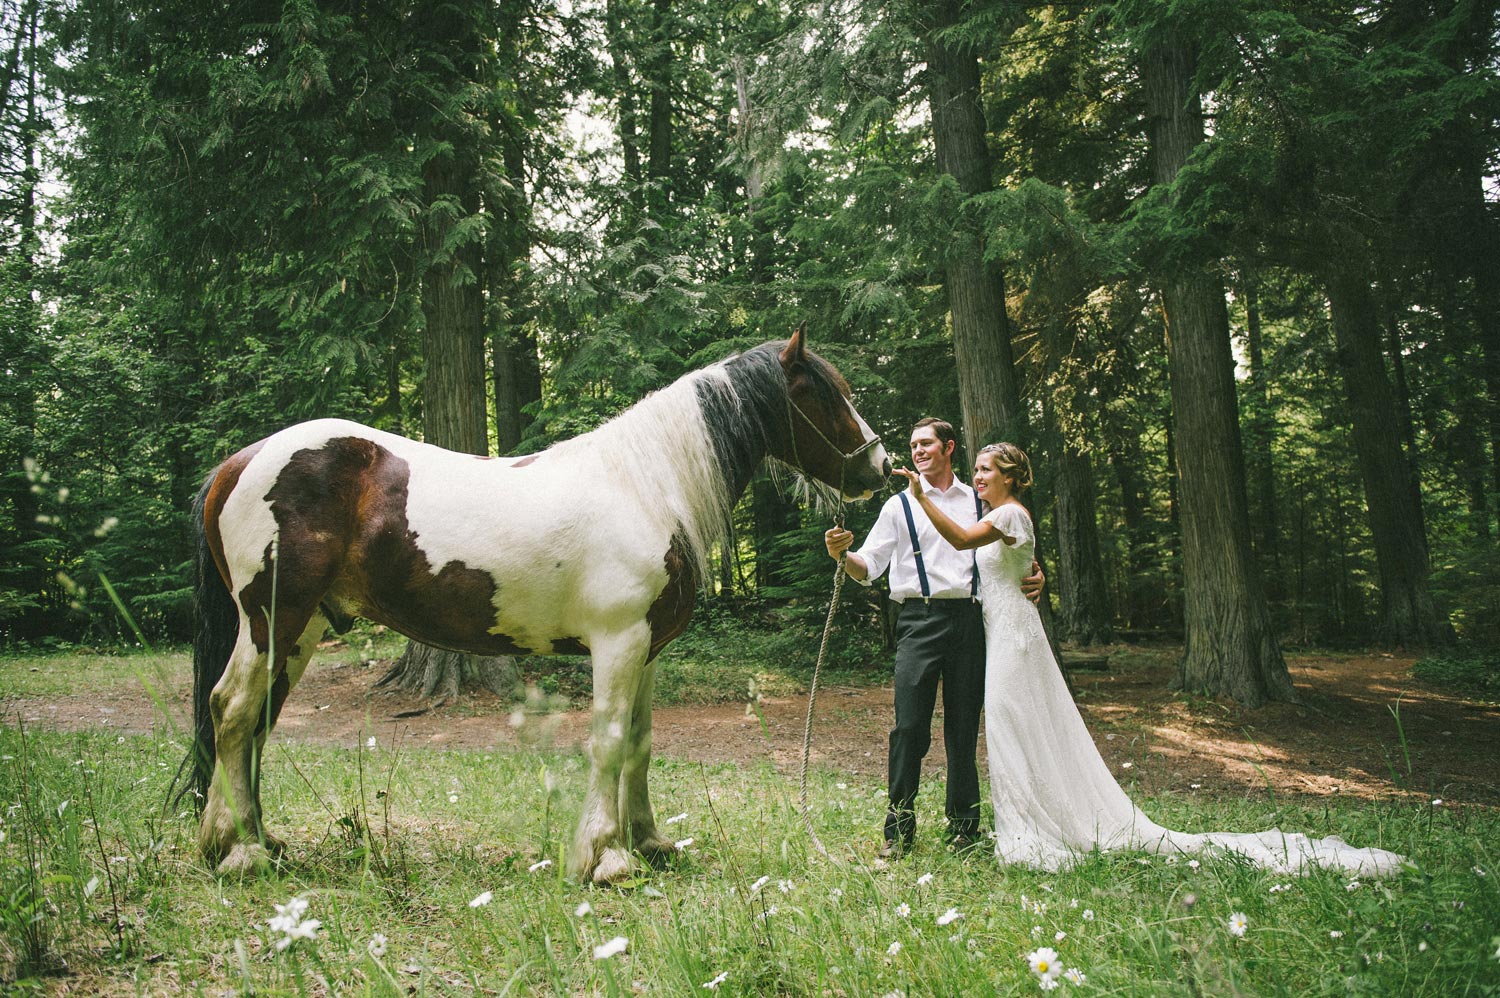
[1028,946,1062,985]
[528,859,552,873]
[1055,930,1067,942]
[887,940,902,956]
[937,908,963,926]
[469,890,493,908]
[1063,967,1086,985]
[896,902,911,918]
[664,812,688,825]
[574,901,592,918]
[365,736,376,748]
[593,936,628,960]
[917,872,934,886]
[778,879,795,893]
[675,837,694,850]
[367,933,388,958]
[750,875,770,893]
[1330,930,1344,939]
[1228,912,1248,938]
[702,971,728,989]
[1082,909,1095,921]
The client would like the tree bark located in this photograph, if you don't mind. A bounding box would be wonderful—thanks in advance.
[1053,444,1114,645]
[488,62,540,456]
[922,0,1026,460]
[643,0,673,221]
[383,2,517,699]
[1141,36,1295,707]
[1238,271,1283,598]
[1324,269,1452,646]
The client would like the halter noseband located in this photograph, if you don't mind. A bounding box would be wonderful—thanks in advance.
[784,391,884,526]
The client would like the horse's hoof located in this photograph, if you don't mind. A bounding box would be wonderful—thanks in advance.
[635,835,679,862]
[591,847,634,884]
[262,831,288,856]
[216,842,274,878]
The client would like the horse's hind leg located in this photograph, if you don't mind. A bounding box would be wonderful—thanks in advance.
[570,624,652,884]
[200,608,323,876]
[621,660,675,860]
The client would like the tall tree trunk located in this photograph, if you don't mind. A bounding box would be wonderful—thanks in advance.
[488,55,541,456]
[1239,271,1283,599]
[605,0,644,210]
[644,0,672,220]
[384,2,517,700]
[922,0,1026,460]
[1141,37,1295,707]
[1053,443,1115,645]
[1324,269,1452,646]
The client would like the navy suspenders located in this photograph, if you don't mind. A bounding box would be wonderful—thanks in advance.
[897,490,984,602]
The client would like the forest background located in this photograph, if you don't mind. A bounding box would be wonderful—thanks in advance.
[2,0,1497,708]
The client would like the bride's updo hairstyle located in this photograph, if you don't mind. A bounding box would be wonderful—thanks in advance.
[978,442,1033,492]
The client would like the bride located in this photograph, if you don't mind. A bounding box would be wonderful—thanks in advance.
[894,443,1403,876]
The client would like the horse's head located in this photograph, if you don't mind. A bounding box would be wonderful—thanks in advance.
[777,325,890,500]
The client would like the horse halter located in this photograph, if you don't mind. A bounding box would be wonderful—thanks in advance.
[783,392,884,523]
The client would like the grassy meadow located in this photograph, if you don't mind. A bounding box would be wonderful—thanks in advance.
[0,645,1497,995]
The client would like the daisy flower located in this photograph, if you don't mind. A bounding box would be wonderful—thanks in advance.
[1329,930,1343,939]
[750,875,770,893]
[574,901,592,918]
[887,940,903,956]
[1081,909,1095,921]
[675,837,694,849]
[1063,967,1086,985]
[917,872,934,886]
[1227,912,1248,938]
[896,902,911,918]
[1028,946,1063,985]
[664,812,688,825]
[1055,930,1067,942]
[367,933,388,958]
[937,908,963,926]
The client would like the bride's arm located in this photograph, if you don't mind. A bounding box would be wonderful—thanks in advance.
[892,469,1012,549]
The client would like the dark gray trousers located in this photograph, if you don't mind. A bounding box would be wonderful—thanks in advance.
[883,598,985,844]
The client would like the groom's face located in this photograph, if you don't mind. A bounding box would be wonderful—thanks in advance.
[909,427,953,479]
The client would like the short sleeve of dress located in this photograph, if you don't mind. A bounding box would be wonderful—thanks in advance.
[984,503,1034,547]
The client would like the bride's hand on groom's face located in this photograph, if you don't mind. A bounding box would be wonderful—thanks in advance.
[892,467,922,496]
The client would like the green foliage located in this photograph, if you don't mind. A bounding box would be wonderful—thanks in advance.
[1412,647,1500,703]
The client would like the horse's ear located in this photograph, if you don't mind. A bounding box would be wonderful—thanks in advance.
[779,322,807,368]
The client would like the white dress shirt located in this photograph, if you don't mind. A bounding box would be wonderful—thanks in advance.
[853,476,981,602]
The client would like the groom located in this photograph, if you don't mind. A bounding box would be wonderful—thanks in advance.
[824,417,1043,857]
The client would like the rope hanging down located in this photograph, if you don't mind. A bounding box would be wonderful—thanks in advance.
[797,507,845,860]
[780,387,883,861]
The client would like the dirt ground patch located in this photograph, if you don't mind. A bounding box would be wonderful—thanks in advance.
[7,646,1498,808]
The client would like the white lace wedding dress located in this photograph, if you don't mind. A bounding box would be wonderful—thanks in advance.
[977,503,1404,875]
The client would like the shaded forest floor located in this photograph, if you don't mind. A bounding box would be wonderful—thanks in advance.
[7,644,1498,810]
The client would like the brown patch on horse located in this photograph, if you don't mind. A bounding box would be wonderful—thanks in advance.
[238,436,544,660]
[510,454,540,468]
[646,533,696,662]
[203,440,266,591]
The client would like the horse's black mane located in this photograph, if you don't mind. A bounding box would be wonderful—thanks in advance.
[695,340,847,498]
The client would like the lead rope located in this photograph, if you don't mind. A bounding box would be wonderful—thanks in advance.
[797,482,843,860]
[781,391,882,862]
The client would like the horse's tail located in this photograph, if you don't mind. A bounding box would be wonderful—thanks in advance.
[167,470,237,813]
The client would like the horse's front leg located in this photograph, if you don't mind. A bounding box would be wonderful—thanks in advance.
[622,660,676,860]
[571,625,652,884]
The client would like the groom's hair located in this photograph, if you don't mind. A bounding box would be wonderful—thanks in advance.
[911,417,957,452]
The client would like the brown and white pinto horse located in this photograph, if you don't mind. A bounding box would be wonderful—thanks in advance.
[182,329,889,882]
